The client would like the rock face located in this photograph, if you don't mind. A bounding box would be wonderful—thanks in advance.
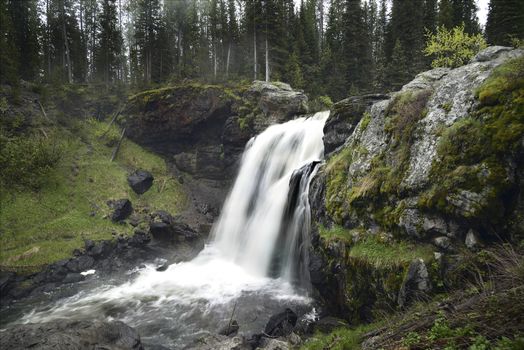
[308,47,524,320]
[127,170,154,194]
[264,308,298,337]
[125,81,308,182]
[0,320,144,350]
[109,199,133,222]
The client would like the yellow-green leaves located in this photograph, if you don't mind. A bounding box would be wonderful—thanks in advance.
[424,24,487,68]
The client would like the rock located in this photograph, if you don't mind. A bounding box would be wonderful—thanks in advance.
[66,255,94,273]
[433,236,452,251]
[156,263,169,272]
[472,46,513,62]
[62,273,85,284]
[398,259,431,308]
[465,229,479,250]
[109,199,133,222]
[218,320,239,336]
[258,338,290,350]
[86,240,113,258]
[186,334,249,350]
[264,308,298,337]
[0,272,15,297]
[324,94,388,155]
[129,229,151,247]
[149,211,198,243]
[127,170,154,194]
[0,320,144,350]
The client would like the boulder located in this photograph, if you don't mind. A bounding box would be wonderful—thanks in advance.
[218,320,239,336]
[149,211,198,243]
[398,259,431,308]
[264,308,298,337]
[465,229,480,250]
[65,255,94,273]
[433,236,452,251]
[109,199,133,222]
[0,320,144,350]
[127,170,154,194]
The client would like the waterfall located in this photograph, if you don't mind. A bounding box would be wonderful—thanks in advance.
[17,111,329,349]
[212,111,329,282]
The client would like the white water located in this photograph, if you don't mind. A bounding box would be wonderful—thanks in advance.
[18,111,329,348]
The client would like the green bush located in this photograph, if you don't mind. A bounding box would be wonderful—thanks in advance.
[424,24,487,68]
[0,133,61,190]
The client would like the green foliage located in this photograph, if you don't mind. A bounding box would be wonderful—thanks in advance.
[359,112,371,131]
[301,324,376,350]
[424,24,487,68]
[348,234,434,268]
[0,119,186,269]
[0,133,61,190]
[309,95,334,113]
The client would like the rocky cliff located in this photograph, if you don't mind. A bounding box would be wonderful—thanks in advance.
[308,46,524,321]
[125,81,308,181]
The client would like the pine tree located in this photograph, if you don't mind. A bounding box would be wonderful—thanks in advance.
[0,0,19,84]
[7,0,41,81]
[386,39,409,91]
[95,0,123,84]
[486,0,524,46]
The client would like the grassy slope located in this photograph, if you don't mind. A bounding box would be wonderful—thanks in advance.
[0,118,186,270]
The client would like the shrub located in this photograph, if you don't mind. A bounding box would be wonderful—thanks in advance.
[424,24,487,68]
[0,133,61,190]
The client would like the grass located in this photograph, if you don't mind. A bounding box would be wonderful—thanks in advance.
[301,324,377,350]
[348,235,434,268]
[0,118,186,270]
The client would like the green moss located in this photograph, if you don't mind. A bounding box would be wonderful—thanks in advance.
[420,56,524,222]
[359,112,371,131]
[0,119,186,270]
[348,235,434,268]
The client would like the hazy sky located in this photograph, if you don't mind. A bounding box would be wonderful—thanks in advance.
[476,0,489,27]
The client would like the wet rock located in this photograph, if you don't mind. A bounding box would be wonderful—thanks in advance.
[187,334,249,350]
[149,211,198,243]
[0,320,144,350]
[62,273,85,284]
[433,236,452,251]
[109,199,133,222]
[129,229,151,247]
[156,263,169,272]
[398,258,431,308]
[258,338,290,350]
[465,229,480,250]
[0,272,15,297]
[264,308,298,337]
[127,170,154,194]
[65,255,94,273]
[86,240,113,258]
[218,320,239,336]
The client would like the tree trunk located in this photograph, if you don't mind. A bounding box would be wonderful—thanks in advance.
[61,0,73,83]
[253,29,257,80]
[265,36,269,82]
[226,43,231,78]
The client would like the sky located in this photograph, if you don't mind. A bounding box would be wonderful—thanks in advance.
[476,0,489,27]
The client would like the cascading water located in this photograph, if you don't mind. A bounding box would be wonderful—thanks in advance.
[12,111,329,349]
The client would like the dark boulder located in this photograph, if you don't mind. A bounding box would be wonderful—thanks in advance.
[62,273,85,284]
[218,320,239,336]
[0,320,144,350]
[65,255,94,273]
[129,229,151,247]
[398,258,431,308]
[264,308,298,337]
[0,272,15,297]
[109,199,133,222]
[149,211,198,243]
[127,170,154,194]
